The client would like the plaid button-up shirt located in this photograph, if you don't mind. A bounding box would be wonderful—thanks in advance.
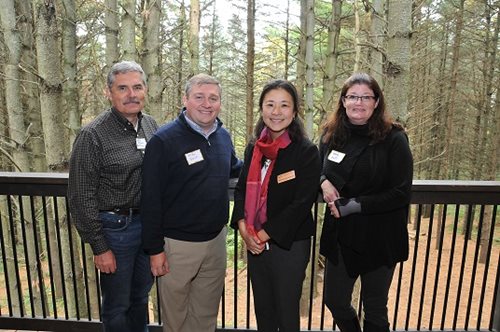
[68,107,158,254]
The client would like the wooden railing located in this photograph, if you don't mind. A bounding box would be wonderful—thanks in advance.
[0,172,499,332]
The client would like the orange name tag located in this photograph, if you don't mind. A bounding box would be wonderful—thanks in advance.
[277,170,296,184]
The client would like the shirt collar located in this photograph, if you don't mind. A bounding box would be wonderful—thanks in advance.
[111,107,143,129]
[182,109,218,138]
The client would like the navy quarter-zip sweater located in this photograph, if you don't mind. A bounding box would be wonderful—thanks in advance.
[141,112,242,255]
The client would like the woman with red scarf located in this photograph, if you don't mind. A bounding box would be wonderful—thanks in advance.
[231,79,321,331]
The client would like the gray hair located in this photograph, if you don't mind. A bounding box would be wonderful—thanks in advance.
[107,61,147,89]
[184,73,222,98]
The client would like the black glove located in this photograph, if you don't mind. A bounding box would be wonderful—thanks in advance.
[334,197,361,217]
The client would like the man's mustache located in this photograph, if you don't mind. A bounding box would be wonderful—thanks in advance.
[124,99,140,104]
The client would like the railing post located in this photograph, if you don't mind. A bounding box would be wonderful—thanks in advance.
[495,266,500,332]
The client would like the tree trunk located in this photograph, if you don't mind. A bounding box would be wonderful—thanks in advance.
[320,0,341,128]
[304,0,315,137]
[0,0,30,172]
[18,1,46,172]
[176,0,186,116]
[283,0,290,80]
[61,0,79,148]
[296,0,307,116]
[431,24,449,180]
[369,0,385,84]
[121,0,137,61]
[245,0,255,145]
[206,1,216,75]
[479,5,499,262]
[189,0,200,76]
[384,0,412,125]
[104,0,119,67]
[142,0,163,123]
[34,0,68,171]
[353,0,361,72]
[443,0,464,178]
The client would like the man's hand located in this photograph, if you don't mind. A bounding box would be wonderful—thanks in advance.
[150,252,169,277]
[94,250,116,274]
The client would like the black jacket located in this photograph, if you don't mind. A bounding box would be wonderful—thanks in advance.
[319,125,413,276]
[231,137,321,250]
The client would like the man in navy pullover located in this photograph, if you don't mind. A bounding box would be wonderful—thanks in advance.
[141,73,242,332]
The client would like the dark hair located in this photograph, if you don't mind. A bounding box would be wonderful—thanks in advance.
[253,79,306,142]
[321,72,397,148]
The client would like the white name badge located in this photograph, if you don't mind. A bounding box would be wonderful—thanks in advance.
[185,149,204,165]
[136,138,147,150]
[327,150,346,163]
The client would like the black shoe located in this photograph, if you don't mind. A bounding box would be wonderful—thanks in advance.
[334,317,362,332]
[363,320,390,332]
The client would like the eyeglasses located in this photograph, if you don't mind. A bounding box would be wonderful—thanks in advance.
[343,95,377,103]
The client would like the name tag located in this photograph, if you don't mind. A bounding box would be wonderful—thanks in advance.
[277,170,296,184]
[327,150,345,163]
[136,138,147,150]
[185,149,204,165]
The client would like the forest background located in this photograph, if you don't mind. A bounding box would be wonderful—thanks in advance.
[0,0,498,325]
[0,0,498,179]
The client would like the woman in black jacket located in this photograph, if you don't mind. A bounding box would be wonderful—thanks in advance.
[231,79,320,332]
[319,73,413,332]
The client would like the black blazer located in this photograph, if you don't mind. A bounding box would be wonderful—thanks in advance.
[231,137,321,250]
[319,126,414,276]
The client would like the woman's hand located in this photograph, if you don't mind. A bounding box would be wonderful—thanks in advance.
[238,219,265,255]
[321,179,341,218]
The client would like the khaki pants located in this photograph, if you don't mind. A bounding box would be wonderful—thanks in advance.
[159,227,227,332]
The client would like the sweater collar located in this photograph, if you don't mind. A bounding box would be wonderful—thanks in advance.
[179,108,221,138]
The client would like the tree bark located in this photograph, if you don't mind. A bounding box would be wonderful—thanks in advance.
[142,0,163,123]
[284,0,291,80]
[245,0,255,145]
[176,0,186,115]
[121,0,137,60]
[320,0,341,127]
[304,0,315,138]
[369,0,385,84]
[61,0,79,148]
[296,0,307,115]
[0,0,30,172]
[353,0,361,72]
[384,0,412,125]
[18,1,46,172]
[104,0,119,67]
[189,0,200,76]
[34,0,68,171]
[442,0,464,178]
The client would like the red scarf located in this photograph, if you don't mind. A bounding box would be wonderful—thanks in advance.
[244,128,291,237]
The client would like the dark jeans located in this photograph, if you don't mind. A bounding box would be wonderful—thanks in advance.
[324,252,395,327]
[248,238,311,332]
[99,212,153,332]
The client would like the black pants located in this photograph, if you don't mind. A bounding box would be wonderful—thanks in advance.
[324,252,395,327]
[248,238,311,332]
